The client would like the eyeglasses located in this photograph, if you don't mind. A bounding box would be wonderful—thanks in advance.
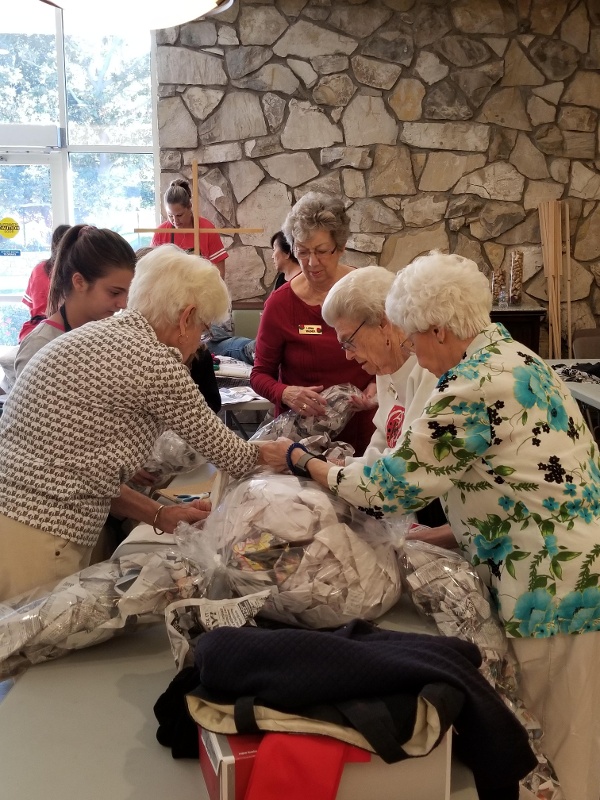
[294,244,337,262]
[400,337,415,356]
[340,321,366,352]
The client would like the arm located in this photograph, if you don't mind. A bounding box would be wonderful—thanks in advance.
[250,293,326,415]
[15,327,56,380]
[111,483,211,534]
[250,292,288,406]
[327,380,492,515]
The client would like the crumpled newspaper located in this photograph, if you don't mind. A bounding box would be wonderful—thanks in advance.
[165,589,271,671]
[0,551,200,678]
[250,383,360,453]
[175,472,409,629]
[401,539,564,800]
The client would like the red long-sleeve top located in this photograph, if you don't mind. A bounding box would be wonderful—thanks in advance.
[251,281,375,456]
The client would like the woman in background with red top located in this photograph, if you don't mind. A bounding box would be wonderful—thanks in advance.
[151,178,227,278]
[251,192,376,456]
[19,224,71,342]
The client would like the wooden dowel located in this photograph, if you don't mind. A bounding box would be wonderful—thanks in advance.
[564,201,573,356]
[134,227,264,234]
[192,158,200,256]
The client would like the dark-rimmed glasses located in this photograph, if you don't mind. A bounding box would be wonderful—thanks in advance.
[294,244,337,262]
[340,321,366,352]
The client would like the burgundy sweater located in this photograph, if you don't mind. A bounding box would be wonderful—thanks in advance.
[251,281,375,455]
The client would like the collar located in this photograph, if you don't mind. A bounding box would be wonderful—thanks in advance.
[123,309,184,362]
[462,322,513,361]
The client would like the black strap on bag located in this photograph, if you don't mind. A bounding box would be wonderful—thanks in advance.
[234,696,262,734]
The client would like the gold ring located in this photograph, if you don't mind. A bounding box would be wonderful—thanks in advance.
[302,403,307,411]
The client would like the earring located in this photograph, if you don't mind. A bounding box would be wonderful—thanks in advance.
[386,338,390,346]
[178,333,188,343]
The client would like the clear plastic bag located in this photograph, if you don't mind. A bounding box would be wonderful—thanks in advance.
[130,430,206,489]
[400,539,507,662]
[0,551,201,678]
[175,472,410,629]
[250,383,360,451]
[401,538,564,800]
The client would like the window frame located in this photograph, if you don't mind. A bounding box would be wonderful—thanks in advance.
[0,5,158,305]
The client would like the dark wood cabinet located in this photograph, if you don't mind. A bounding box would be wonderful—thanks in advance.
[491,303,546,354]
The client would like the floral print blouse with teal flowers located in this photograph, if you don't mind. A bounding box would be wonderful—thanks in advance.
[329,323,600,638]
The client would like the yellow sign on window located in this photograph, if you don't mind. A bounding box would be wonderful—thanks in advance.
[0,218,20,239]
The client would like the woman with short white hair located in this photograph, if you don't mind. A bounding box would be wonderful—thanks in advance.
[0,245,286,600]
[321,266,442,526]
[281,251,600,800]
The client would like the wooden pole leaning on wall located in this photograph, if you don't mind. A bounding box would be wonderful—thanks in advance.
[564,201,573,357]
[191,158,200,256]
[539,200,566,359]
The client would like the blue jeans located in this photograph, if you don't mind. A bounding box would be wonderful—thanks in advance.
[207,337,255,365]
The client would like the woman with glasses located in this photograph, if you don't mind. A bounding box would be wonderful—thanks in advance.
[279,251,600,800]
[318,266,444,528]
[251,192,376,456]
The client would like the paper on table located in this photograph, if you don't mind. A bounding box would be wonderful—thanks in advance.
[219,386,264,404]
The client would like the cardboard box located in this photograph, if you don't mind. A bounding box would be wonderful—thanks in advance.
[199,727,452,800]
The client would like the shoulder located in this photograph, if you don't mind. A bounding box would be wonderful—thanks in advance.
[157,220,173,230]
[199,216,216,231]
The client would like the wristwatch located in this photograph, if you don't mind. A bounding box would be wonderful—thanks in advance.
[286,442,327,478]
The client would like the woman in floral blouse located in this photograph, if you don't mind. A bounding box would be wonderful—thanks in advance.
[281,251,600,800]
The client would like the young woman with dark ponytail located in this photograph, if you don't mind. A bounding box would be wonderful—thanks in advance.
[15,224,136,380]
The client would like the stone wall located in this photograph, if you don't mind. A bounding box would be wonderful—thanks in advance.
[156,0,600,345]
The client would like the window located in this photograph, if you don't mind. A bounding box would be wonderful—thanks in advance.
[0,2,155,346]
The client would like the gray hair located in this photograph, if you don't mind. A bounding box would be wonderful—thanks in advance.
[128,245,229,328]
[322,266,396,327]
[386,251,492,339]
[282,192,350,251]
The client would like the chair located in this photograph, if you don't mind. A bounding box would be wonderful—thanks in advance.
[231,308,261,340]
[572,328,600,359]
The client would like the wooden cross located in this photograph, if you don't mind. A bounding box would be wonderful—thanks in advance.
[134,158,263,255]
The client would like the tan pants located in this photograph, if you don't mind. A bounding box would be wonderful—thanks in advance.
[511,632,600,800]
[0,514,92,602]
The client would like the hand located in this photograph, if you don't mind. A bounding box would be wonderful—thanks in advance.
[349,382,378,411]
[281,385,327,417]
[256,438,293,472]
[130,468,160,487]
[157,499,212,533]
[406,523,456,549]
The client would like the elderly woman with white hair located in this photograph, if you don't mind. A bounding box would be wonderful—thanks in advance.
[320,266,443,528]
[0,245,287,600]
[280,251,600,800]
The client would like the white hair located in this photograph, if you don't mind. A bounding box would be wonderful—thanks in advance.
[322,266,396,327]
[386,251,492,339]
[127,244,230,328]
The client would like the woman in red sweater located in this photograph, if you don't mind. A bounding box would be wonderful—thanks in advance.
[251,193,376,456]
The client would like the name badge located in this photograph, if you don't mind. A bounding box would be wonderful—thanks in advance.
[298,324,322,335]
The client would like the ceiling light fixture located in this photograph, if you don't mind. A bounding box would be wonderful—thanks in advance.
[39,0,235,29]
